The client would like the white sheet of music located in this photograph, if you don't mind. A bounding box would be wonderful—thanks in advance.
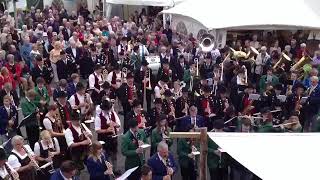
[116,166,139,180]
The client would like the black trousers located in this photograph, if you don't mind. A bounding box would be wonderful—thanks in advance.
[180,161,197,180]
[209,167,228,180]
[140,89,152,112]
[26,124,40,150]
[127,166,141,180]
[122,102,132,133]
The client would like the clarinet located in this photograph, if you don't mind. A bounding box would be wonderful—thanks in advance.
[4,163,19,180]
[21,146,41,171]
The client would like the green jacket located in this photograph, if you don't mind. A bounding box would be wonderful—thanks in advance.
[20,98,38,127]
[21,98,37,117]
[258,122,275,132]
[34,86,50,107]
[177,138,198,168]
[207,138,220,169]
[151,127,173,154]
[259,75,279,92]
[121,129,147,170]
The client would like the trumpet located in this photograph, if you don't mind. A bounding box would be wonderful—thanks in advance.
[194,58,199,77]
[102,69,108,82]
[146,69,152,90]
[121,67,127,83]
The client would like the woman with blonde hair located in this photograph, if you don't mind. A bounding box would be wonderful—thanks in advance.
[0,67,15,89]
[34,130,61,179]
[49,41,62,83]
[86,141,114,180]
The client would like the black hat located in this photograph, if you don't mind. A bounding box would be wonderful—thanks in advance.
[260,107,271,114]
[126,73,134,79]
[94,64,103,70]
[179,55,185,59]
[132,99,141,108]
[71,109,81,121]
[76,82,85,91]
[182,87,189,93]
[202,85,212,93]
[0,148,6,160]
[141,60,149,66]
[128,119,138,128]
[101,81,111,89]
[274,84,283,91]
[56,91,67,98]
[160,76,169,83]
[205,53,212,59]
[162,58,169,64]
[218,86,227,94]
[213,119,225,130]
[294,82,306,90]
[60,50,66,55]
[154,98,163,104]
[35,55,43,61]
[159,114,167,121]
[164,89,173,97]
[100,99,112,111]
[113,63,120,70]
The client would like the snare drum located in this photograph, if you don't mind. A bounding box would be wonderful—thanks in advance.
[145,55,161,75]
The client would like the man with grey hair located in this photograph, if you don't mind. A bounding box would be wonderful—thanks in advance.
[255,46,270,78]
[147,141,177,180]
[305,76,320,131]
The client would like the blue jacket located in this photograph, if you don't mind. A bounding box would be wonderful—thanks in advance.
[147,152,177,180]
[50,169,80,180]
[308,85,320,114]
[175,115,206,132]
[0,105,18,135]
[67,82,77,98]
[86,154,110,180]
[20,43,32,66]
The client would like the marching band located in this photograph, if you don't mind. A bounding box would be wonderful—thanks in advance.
[2,5,320,180]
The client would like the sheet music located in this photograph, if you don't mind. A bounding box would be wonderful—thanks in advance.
[139,144,151,149]
[277,95,287,102]
[248,94,260,100]
[116,166,139,180]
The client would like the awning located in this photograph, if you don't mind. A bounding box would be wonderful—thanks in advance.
[105,0,185,7]
[162,0,320,30]
[208,133,320,180]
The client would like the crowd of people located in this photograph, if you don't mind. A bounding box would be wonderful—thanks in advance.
[0,2,320,180]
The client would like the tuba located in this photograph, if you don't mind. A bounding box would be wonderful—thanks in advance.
[273,53,291,70]
[230,48,247,59]
[290,55,312,72]
[199,33,215,52]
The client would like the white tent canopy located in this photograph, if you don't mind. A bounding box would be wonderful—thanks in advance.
[162,0,320,30]
[208,133,320,180]
[105,0,184,7]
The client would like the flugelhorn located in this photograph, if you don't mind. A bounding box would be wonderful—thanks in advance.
[273,53,291,70]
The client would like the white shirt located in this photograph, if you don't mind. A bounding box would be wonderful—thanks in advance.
[89,72,103,90]
[255,53,270,75]
[64,124,92,147]
[8,145,34,170]
[68,93,93,114]
[94,106,121,131]
[0,162,16,179]
[139,45,149,58]
[154,82,168,98]
[71,48,77,57]
[43,116,55,130]
[34,138,60,156]
[106,72,123,88]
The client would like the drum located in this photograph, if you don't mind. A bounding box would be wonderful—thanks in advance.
[145,55,161,75]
